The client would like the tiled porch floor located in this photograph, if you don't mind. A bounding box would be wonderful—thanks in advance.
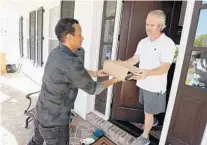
[0,73,96,145]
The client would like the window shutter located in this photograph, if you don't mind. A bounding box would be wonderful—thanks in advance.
[19,16,24,57]
[29,10,36,63]
[60,0,75,18]
[37,7,44,67]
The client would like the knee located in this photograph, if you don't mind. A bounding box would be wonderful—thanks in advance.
[144,112,154,117]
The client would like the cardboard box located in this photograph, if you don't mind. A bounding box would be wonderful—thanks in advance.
[103,60,140,81]
[0,53,6,75]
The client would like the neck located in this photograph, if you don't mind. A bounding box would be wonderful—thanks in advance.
[62,42,76,53]
[149,33,162,41]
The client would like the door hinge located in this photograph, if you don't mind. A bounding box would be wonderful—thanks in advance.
[118,34,120,41]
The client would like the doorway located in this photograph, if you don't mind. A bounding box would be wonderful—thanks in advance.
[110,1,186,144]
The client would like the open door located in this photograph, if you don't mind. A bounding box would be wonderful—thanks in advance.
[167,1,207,145]
[111,1,181,123]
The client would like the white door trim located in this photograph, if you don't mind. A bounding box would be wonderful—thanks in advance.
[104,0,123,121]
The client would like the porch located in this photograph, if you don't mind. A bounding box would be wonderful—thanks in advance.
[0,73,138,145]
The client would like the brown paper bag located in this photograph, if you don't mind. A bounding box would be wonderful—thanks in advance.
[103,60,140,81]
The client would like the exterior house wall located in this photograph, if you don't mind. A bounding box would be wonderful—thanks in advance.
[0,9,20,64]
[20,0,61,85]
[18,0,105,119]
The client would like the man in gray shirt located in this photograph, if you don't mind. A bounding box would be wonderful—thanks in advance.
[28,18,120,145]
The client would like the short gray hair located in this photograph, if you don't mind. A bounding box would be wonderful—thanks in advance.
[148,10,166,31]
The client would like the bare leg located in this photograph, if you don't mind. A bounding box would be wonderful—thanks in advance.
[142,112,154,138]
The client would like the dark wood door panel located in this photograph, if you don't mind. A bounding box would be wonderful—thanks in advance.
[95,76,108,114]
[117,1,132,60]
[112,107,144,123]
[112,81,144,122]
[172,95,204,144]
[95,89,108,114]
[119,81,140,108]
[167,93,207,145]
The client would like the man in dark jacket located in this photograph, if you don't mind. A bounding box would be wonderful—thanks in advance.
[28,18,120,145]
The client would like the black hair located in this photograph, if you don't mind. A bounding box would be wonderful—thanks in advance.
[55,18,79,42]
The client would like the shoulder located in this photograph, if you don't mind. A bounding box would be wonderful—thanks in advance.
[140,37,149,44]
[48,46,74,68]
[51,46,73,59]
[137,37,148,48]
[162,35,176,47]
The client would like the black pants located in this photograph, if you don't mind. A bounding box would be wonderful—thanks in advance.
[28,118,69,145]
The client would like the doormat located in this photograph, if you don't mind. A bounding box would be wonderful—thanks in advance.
[92,136,116,145]
[131,122,162,139]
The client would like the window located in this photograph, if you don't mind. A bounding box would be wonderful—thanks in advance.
[105,1,117,17]
[202,0,207,4]
[95,1,117,114]
[193,9,207,47]
[98,1,117,68]
[185,51,207,88]
[185,1,207,89]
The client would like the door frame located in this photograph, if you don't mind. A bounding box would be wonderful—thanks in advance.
[100,0,206,144]
[100,0,123,120]
[91,0,123,120]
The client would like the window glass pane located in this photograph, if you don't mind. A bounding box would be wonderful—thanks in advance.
[185,51,207,89]
[105,1,117,17]
[194,9,207,47]
[101,45,112,68]
[202,0,207,4]
[104,19,115,43]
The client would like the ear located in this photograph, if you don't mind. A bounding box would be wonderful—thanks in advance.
[159,24,163,31]
[66,33,73,40]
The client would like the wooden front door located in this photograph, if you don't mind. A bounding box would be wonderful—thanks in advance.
[111,1,181,123]
[166,1,207,145]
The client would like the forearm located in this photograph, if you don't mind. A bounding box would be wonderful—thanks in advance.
[102,78,119,88]
[148,64,170,76]
[120,55,139,66]
[94,78,120,95]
